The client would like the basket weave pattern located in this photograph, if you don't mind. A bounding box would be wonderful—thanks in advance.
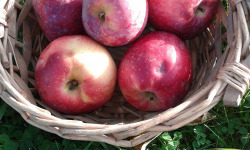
[0,0,249,147]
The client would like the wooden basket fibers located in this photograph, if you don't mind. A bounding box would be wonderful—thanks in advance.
[0,0,249,147]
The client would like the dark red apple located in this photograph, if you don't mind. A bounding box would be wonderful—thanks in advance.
[33,0,85,41]
[147,0,219,39]
[118,31,193,111]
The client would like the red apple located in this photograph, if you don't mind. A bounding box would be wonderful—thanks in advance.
[147,0,219,39]
[82,0,148,47]
[35,35,117,114]
[33,0,85,41]
[118,31,193,111]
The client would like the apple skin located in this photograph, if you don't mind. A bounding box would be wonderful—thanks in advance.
[118,31,193,111]
[147,0,219,39]
[33,0,85,41]
[82,0,148,47]
[35,35,117,114]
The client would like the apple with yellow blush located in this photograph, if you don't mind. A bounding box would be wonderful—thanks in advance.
[35,35,117,114]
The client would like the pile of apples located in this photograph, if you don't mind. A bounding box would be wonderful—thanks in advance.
[33,0,219,114]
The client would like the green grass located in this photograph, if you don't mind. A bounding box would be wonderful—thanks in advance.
[147,90,250,150]
[0,90,249,150]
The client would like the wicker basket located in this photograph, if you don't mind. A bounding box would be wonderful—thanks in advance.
[0,0,249,147]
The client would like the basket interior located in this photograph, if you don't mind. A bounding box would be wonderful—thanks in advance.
[17,12,220,124]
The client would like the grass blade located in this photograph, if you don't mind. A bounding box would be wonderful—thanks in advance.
[0,103,7,121]
[204,124,227,146]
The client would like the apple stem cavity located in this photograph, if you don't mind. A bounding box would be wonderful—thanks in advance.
[99,12,105,21]
[146,91,156,101]
[67,80,79,91]
[195,6,206,16]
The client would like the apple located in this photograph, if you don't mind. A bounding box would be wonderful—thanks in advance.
[82,0,148,47]
[33,0,85,41]
[147,0,219,39]
[118,31,193,111]
[35,35,117,114]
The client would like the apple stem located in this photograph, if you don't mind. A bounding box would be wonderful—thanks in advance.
[148,92,156,101]
[99,12,105,21]
[67,80,78,90]
[195,6,205,16]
